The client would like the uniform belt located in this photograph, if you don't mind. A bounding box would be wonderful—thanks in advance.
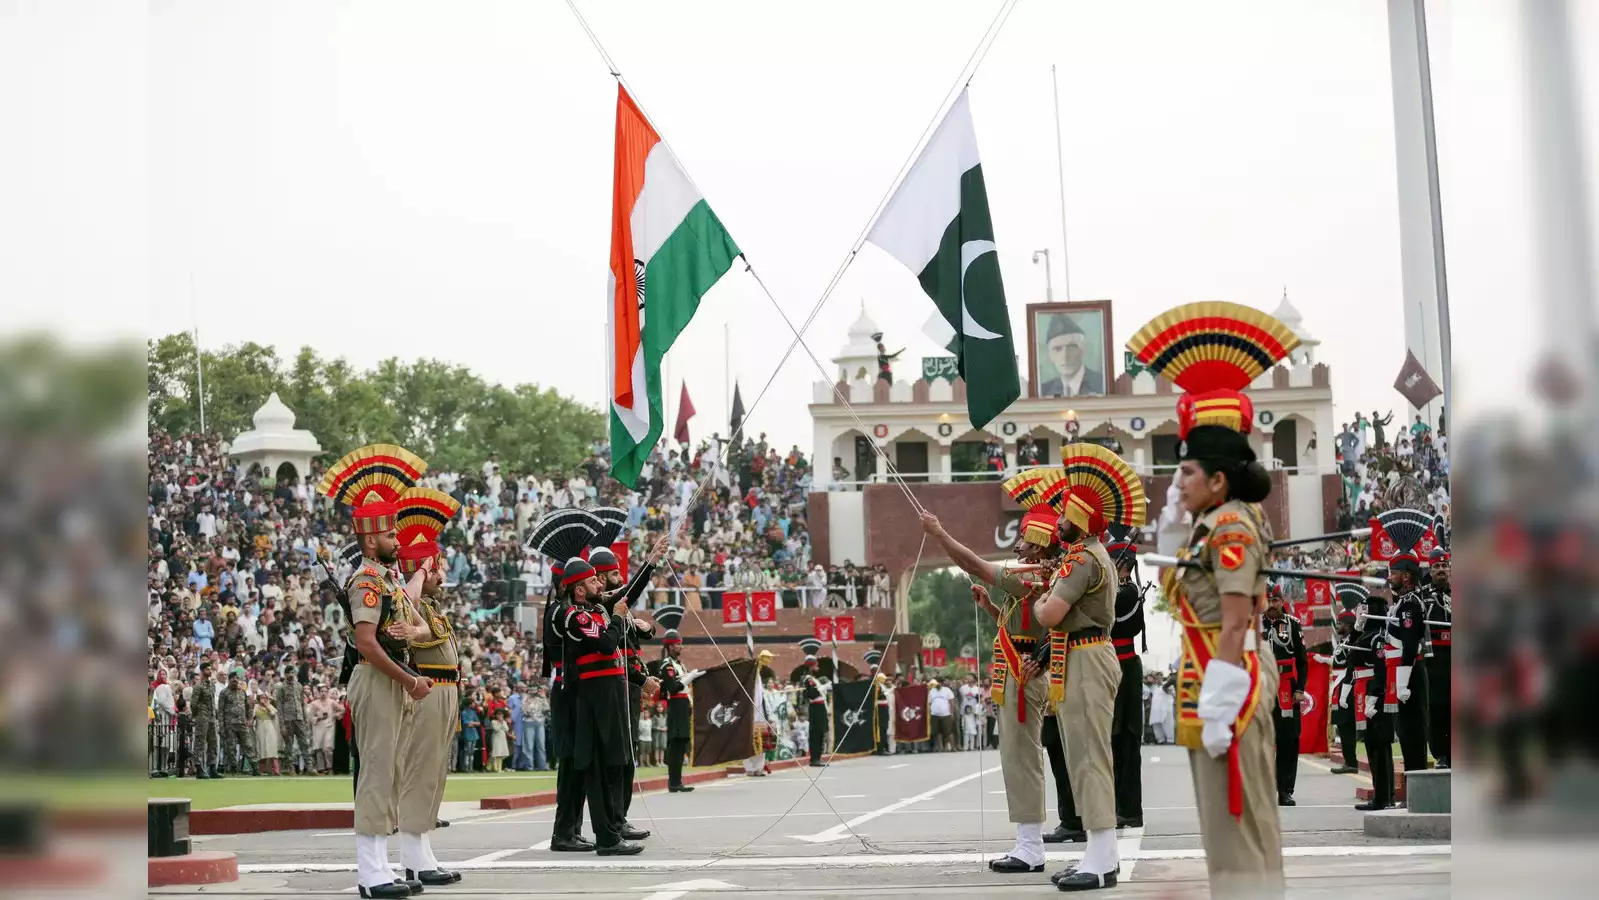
[670,692,689,700]
[416,664,460,684]
[1113,637,1137,661]
[1067,635,1109,651]
[1111,637,1135,648]
[577,652,620,666]
[1354,667,1374,679]
[1008,634,1039,648]
[579,667,626,680]
[810,699,826,705]
[1068,627,1107,641]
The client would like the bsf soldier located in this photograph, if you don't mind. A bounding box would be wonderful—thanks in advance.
[317,444,434,899]
[220,668,257,776]
[589,544,663,840]
[189,661,220,779]
[1347,581,1398,812]
[560,557,644,856]
[275,673,311,775]
[798,640,830,767]
[1131,301,1294,898]
[1107,536,1147,828]
[921,486,1066,876]
[1423,548,1452,768]
[1261,585,1308,806]
[1033,443,1144,891]
[394,487,465,886]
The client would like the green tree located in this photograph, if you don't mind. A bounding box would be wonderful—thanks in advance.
[907,567,988,668]
[145,333,605,474]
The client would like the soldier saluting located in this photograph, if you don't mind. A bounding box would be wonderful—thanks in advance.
[646,606,700,793]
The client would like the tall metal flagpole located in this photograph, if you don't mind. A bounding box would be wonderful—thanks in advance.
[1051,64,1073,301]
[725,322,730,438]
[191,273,206,433]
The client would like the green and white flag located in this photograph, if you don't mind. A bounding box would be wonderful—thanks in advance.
[867,89,1020,429]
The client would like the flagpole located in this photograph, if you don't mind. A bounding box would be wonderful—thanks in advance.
[1051,64,1073,302]
[190,272,206,433]
[724,322,730,439]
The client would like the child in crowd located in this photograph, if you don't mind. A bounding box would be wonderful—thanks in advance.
[638,706,655,767]
[488,709,511,772]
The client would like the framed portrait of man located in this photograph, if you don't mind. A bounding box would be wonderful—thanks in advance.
[1027,300,1114,399]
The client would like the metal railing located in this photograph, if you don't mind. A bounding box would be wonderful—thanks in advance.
[509,584,893,611]
[824,461,1337,489]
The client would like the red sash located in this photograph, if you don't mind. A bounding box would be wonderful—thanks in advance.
[1112,637,1136,662]
[1382,641,1401,713]
[1352,669,1372,731]
[1277,658,1297,717]
[994,628,1027,723]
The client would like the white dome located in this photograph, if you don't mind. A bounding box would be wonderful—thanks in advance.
[834,300,886,380]
[847,304,880,343]
[252,392,297,430]
[1272,287,1317,345]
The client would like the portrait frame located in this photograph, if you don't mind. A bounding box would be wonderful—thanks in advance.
[1026,300,1115,399]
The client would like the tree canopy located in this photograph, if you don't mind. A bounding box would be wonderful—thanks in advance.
[147,333,605,474]
[907,566,988,672]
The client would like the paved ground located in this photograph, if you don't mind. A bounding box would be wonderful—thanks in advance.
[162,748,1450,898]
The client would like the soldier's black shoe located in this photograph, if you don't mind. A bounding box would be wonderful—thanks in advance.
[357,883,411,899]
[668,785,695,793]
[405,869,457,886]
[596,840,644,856]
[1056,869,1117,891]
[1278,793,1297,807]
[211,772,225,779]
[1354,801,1392,811]
[809,762,828,768]
[396,877,423,894]
[987,856,1043,873]
[1116,816,1143,829]
[1044,825,1087,843]
[620,824,651,840]
[550,836,595,852]
[1435,759,1450,769]
[435,819,450,828]
[1052,865,1120,886]
[1329,765,1359,775]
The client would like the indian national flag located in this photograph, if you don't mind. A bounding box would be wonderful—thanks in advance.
[608,86,740,487]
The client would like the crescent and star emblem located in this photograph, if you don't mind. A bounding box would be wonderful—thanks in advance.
[900,706,921,722]
[841,709,863,728]
[958,240,1003,340]
[708,702,741,728]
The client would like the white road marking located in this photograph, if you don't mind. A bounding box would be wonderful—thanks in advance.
[1301,754,1374,784]
[834,794,866,799]
[531,839,552,851]
[1148,756,1160,762]
[641,878,739,900]
[789,766,1001,843]
[886,764,908,770]
[237,843,1453,874]
[462,846,531,864]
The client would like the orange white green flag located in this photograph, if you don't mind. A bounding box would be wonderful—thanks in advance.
[607,85,740,487]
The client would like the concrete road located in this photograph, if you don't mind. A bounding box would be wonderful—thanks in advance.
[161,747,1449,898]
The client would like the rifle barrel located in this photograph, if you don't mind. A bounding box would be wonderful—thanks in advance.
[1269,528,1372,550]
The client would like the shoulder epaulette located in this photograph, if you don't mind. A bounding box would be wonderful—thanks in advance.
[1215,512,1241,527]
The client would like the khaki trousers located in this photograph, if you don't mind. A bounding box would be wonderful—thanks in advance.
[349,665,407,837]
[998,673,1047,824]
[1057,641,1118,831]
[398,682,459,834]
[1187,649,1285,899]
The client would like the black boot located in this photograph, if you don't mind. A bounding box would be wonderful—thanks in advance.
[1116,816,1143,829]
[550,835,595,852]
[668,784,695,793]
[1044,825,1086,843]
[405,868,459,886]
[1278,793,1297,807]
[357,884,411,899]
[620,823,651,840]
[596,840,644,856]
[987,856,1043,873]
[1056,869,1118,891]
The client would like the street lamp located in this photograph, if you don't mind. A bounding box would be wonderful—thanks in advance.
[1032,249,1054,303]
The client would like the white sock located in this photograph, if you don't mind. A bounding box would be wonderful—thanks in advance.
[1007,822,1045,866]
[399,831,426,873]
[355,833,393,889]
[1078,827,1119,876]
[422,833,441,872]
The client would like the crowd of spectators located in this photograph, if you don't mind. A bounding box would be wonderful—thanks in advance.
[146,425,889,778]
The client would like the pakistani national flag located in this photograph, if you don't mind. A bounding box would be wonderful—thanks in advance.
[867,89,1019,429]
[608,85,741,487]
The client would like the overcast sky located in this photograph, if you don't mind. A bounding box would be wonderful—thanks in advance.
[5,1,1597,455]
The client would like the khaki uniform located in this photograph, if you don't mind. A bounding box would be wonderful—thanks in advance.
[1170,500,1283,898]
[220,685,256,772]
[347,561,414,837]
[1049,538,1120,832]
[398,598,460,834]
[275,680,311,770]
[991,566,1050,825]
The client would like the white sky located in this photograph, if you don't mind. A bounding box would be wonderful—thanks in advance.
[4,1,1598,453]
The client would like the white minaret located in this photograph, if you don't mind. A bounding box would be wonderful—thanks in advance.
[1271,287,1319,366]
[834,301,884,385]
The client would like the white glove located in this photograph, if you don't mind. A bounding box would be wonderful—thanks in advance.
[1364,696,1378,719]
[1396,666,1412,703]
[1339,683,1352,710]
[681,669,705,686]
[1196,659,1252,759]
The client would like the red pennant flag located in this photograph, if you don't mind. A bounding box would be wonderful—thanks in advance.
[721,593,747,626]
[833,616,856,643]
[749,591,777,623]
[1299,656,1331,754]
[814,617,835,643]
[1368,517,1397,562]
[674,382,696,445]
[612,541,630,583]
[931,648,947,667]
[894,684,929,743]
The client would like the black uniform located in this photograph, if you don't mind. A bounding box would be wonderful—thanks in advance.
[612,563,657,821]
[872,678,891,754]
[1349,604,1396,810]
[802,673,828,765]
[562,600,633,849]
[544,595,589,847]
[647,655,694,789]
[1262,611,1308,803]
[1422,584,1452,767]
[1390,587,1431,774]
[1328,638,1358,770]
[1109,581,1146,823]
